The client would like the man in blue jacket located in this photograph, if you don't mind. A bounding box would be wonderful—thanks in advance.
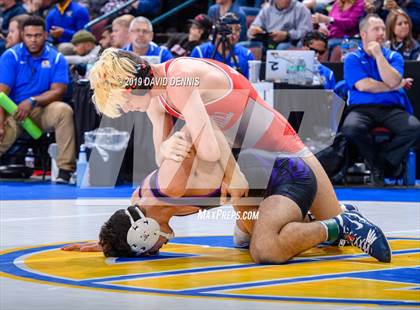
[0,16,76,183]
[342,14,420,186]
[46,0,90,44]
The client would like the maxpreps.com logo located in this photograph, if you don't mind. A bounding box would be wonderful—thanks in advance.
[1,236,419,307]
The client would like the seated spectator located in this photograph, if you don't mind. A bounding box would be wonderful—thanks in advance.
[123,16,173,63]
[6,14,30,49]
[341,14,420,186]
[208,0,248,41]
[312,0,364,52]
[191,13,254,78]
[248,0,313,50]
[65,30,100,65]
[302,31,336,89]
[386,9,420,60]
[365,0,419,37]
[46,0,90,44]
[111,14,134,48]
[99,25,112,50]
[0,16,76,183]
[0,0,27,33]
[164,13,213,57]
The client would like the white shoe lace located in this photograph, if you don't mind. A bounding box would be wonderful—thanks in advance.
[348,228,378,254]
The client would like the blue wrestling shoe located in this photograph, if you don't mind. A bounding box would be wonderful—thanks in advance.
[342,203,359,212]
[335,211,391,263]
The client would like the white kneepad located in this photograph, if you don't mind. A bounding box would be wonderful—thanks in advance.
[233,222,251,248]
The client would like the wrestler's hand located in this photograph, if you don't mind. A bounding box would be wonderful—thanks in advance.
[61,242,103,252]
[220,171,249,205]
[160,131,192,162]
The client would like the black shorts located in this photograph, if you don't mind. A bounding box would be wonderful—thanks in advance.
[237,149,317,218]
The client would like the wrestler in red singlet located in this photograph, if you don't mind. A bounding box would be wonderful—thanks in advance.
[158,57,307,156]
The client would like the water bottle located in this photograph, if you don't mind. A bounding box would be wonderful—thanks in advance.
[25,148,35,169]
[296,58,306,85]
[341,36,350,61]
[77,144,87,187]
[406,149,416,186]
[286,57,297,84]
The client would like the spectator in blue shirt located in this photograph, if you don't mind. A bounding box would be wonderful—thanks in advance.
[302,31,336,90]
[0,0,27,33]
[341,14,420,186]
[191,13,254,78]
[208,0,248,42]
[46,0,90,44]
[0,16,76,183]
[123,16,173,63]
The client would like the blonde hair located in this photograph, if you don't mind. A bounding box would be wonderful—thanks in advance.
[112,14,135,29]
[89,48,137,118]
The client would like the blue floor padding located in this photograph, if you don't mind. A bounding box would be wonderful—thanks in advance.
[0,182,134,200]
[0,181,419,201]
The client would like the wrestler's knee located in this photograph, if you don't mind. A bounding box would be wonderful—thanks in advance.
[250,234,289,264]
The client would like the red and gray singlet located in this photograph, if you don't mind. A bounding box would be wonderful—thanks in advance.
[158,57,308,156]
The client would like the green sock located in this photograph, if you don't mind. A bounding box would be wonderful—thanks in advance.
[320,219,339,242]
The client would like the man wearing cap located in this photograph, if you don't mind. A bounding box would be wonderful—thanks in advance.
[164,14,213,57]
[191,13,254,78]
[123,16,173,63]
[65,30,100,65]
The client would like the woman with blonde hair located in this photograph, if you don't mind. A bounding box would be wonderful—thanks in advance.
[386,9,420,60]
[89,48,344,222]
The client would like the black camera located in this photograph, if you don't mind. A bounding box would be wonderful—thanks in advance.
[213,13,240,37]
[252,31,277,49]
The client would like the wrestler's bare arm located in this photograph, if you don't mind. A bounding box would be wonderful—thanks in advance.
[146,99,175,166]
[166,63,221,162]
[212,126,249,204]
